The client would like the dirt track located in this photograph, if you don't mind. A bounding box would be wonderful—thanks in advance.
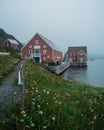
[0,62,21,110]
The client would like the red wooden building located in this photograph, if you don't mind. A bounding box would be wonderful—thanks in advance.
[67,46,87,66]
[21,33,62,63]
[4,38,19,50]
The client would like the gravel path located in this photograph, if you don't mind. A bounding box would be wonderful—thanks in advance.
[0,62,21,110]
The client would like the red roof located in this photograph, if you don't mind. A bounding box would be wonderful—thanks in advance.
[68,46,87,53]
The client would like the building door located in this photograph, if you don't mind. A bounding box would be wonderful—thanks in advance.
[35,57,40,63]
[34,50,41,63]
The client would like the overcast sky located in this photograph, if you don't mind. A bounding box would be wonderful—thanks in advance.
[0,0,104,56]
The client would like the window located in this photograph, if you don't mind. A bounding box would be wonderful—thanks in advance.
[43,50,47,55]
[70,53,72,56]
[79,50,84,54]
[35,40,39,44]
[29,45,32,48]
[6,42,9,47]
[43,57,46,61]
[35,50,40,57]
[29,50,32,54]
[43,45,47,48]
[34,45,40,49]
[80,53,83,56]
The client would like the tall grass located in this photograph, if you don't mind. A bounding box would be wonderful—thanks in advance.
[0,55,19,85]
[1,60,104,129]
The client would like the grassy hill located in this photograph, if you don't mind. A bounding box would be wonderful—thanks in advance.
[0,55,19,85]
[0,60,104,129]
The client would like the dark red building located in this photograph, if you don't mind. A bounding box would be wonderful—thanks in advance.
[67,46,87,66]
[21,33,62,63]
[4,39,19,50]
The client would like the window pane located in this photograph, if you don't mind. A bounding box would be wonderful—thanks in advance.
[43,45,47,48]
[35,40,39,44]
[43,50,47,54]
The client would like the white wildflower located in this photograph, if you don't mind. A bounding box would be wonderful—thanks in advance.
[47,91,50,95]
[25,89,28,94]
[32,102,35,105]
[39,111,43,115]
[91,109,94,112]
[38,95,40,98]
[32,98,35,101]
[20,119,24,123]
[53,97,56,100]
[32,87,34,90]
[52,117,55,121]
[14,92,17,95]
[21,111,25,115]
[58,101,62,105]
[23,114,26,117]
[26,125,30,128]
[43,126,47,129]
[55,101,58,104]
[93,116,97,120]
[36,89,39,93]
[91,121,94,124]
[31,123,35,127]
[37,105,41,108]
[43,89,46,93]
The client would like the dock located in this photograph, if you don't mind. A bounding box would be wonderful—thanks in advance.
[55,62,70,75]
[47,61,87,75]
[48,62,70,75]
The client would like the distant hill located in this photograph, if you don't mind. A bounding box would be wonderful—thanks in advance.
[0,28,23,47]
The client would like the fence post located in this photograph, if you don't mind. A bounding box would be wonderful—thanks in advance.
[18,64,24,110]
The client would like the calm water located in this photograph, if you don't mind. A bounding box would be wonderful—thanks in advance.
[61,58,104,87]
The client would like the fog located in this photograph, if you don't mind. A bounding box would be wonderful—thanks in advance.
[0,0,104,56]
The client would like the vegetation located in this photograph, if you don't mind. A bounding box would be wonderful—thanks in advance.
[0,60,104,129]
[0,45,21,59]
[0,55,19,85]
[0,28,22,47]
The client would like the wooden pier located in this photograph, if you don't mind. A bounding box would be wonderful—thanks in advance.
[55,62,70,75]
[70,62,87,67]
[47,61,87,75]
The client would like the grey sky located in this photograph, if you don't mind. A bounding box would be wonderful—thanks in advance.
[0,0,104,56]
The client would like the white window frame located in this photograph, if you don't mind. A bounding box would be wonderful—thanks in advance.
[29,50,32,54]
[43,49,47,55]
[34,45,40,49]
[29,45,32,48]
[43,57,46,61]
[35,40,39,44]
[43,45,47,48]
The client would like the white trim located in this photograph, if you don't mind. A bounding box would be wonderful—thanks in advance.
[34,45,40,49]
[0,52,10,55]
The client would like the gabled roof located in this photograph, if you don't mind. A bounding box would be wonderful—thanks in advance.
[22,33,62,52]
[68,46,87,53]
[37,33,61,52]
[6,38,19,45]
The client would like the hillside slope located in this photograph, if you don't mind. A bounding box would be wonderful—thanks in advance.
[0,28,22,47]
[1,60,104,129]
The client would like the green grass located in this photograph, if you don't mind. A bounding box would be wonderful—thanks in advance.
[0,55,19,85]
[1,60,104,130]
